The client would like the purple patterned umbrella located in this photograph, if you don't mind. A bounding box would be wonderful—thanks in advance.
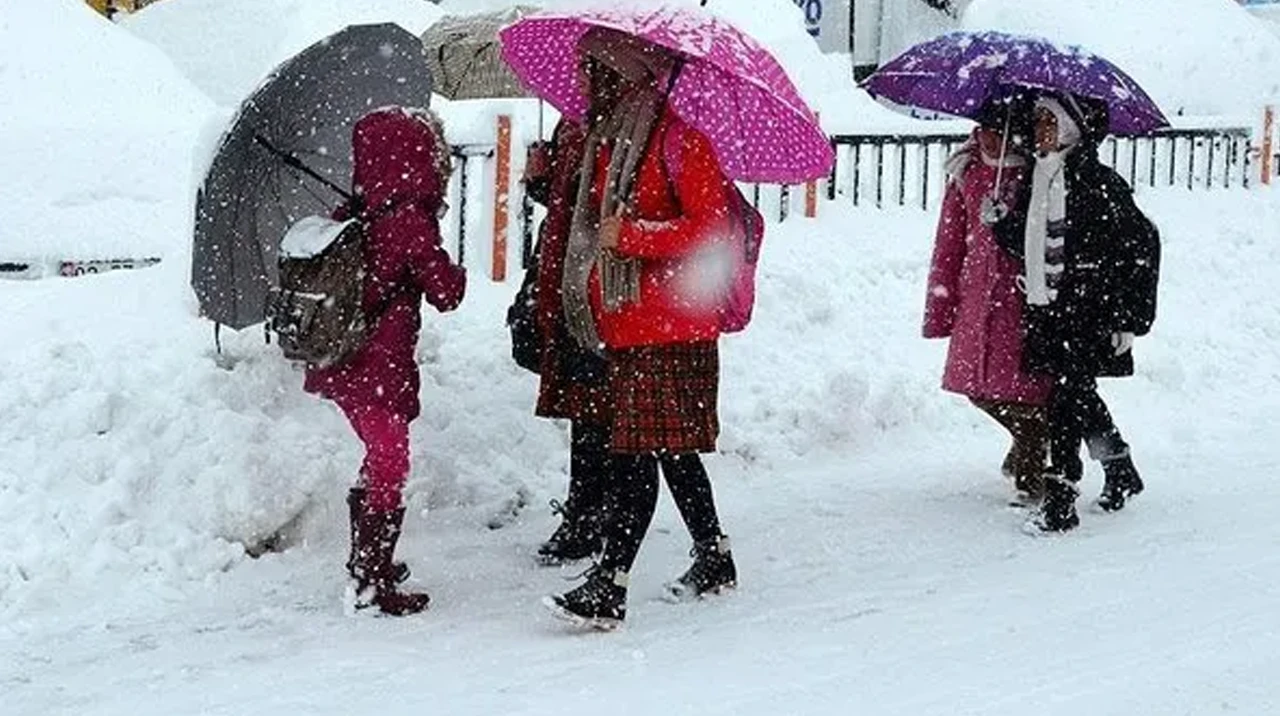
[498,6,833,184]
[863,31,1169,135]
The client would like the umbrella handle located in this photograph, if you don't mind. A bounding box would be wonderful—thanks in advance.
[252,134,353,202]
[619,58,687,210]
[992,106,1015,200]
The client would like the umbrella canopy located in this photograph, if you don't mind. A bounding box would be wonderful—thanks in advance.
[422,6,539,100]
[192,23,435,330]
[862,31,1169,135]
[499,5,833,185]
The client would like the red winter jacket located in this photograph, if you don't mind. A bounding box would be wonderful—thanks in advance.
[588,111,734,349]
[304,108,466,420]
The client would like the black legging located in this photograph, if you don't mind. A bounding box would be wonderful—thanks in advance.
[1048,374,1129,482]
[599,453,722,575]
[565,421,611,517]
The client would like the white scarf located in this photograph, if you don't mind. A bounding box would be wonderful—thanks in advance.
[1023,152,1067,306]
[1023,97,1082,306]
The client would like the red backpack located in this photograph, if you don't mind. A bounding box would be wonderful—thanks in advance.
[661,125,765,334]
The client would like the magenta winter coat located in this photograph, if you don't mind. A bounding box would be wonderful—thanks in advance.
[304,108,466,420]
[922,145,1052,406]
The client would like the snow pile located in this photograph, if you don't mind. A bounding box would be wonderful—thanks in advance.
[963,0,1280,118]
[122,0,444,108]
[0,262,568,617]
[0,202,923,616]
[1255,4,1280,34]
[7,184,1280,619]
[0,0,214,262]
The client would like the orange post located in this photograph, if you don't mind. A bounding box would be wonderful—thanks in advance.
[1263,105,1275,187]
[805,112,820,218]
[492,114,512,281]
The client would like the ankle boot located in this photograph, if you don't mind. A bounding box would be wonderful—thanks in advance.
[1027,472,1080,534]
[350,507,429,616]
[544,565,628,630]
[1097,455,1144,512]
[537,498,604,566]
[666,535,737,601]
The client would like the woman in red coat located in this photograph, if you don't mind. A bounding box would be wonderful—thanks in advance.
[546,29,739,629]
[304,107,466,616]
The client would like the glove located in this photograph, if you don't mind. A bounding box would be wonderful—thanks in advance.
[1111,332,1135,356]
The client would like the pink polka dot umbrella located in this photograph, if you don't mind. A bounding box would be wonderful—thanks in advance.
[498,5,834,185]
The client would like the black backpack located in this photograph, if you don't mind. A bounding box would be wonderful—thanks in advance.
[507,247,542,373]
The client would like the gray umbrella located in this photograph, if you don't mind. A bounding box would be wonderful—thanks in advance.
[192,23,435,330]
[421,6,538,100]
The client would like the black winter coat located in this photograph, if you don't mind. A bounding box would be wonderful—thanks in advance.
[994,149,1161,379]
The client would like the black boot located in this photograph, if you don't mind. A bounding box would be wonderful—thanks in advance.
[1026,473,1080,534]
[1096,455,1145,513]
[665,535,738,601]
[346,489,409,583]
[537,424,610,565]
[537,499,604,566]
[543,565,628,630]
[350,507,430,616]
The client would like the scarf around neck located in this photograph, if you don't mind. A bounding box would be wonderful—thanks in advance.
[1023,151,1068,306]
[561,35,674,352]
[1022,97,1084,307]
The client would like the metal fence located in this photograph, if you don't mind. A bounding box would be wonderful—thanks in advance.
[445,142,542,273]
[827,126,1254,211]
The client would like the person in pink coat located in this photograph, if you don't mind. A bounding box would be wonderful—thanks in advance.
[923,99,1053,499]
[304,106,466,616]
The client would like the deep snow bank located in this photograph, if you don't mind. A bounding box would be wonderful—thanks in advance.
[122,0,444,108]
[0,1,214,261]
[0,203,943,617]
[5,187,1280,619]
[963,0,1280,118]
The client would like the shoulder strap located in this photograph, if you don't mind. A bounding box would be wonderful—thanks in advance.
[353,203,418,328]
[651,114,684,213]
[656,117,755,253]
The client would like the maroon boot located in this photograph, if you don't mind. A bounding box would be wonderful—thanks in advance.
[346,489,410,583]
[349,504,429,616]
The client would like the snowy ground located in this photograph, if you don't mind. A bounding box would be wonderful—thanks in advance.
[5,190,1280,715]
[8,441,1280,716]
[6,1,1280,713]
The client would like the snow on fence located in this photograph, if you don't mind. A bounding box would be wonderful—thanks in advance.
[440,123,1262,276]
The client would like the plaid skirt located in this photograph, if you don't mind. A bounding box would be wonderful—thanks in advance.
[535,324,612,424]
[609,341,720,455]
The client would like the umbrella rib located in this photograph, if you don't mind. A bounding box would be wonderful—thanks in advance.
[460,44,492,100]
[727,71,749,181]
[438,45,454,96]
[222,160,247,326]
